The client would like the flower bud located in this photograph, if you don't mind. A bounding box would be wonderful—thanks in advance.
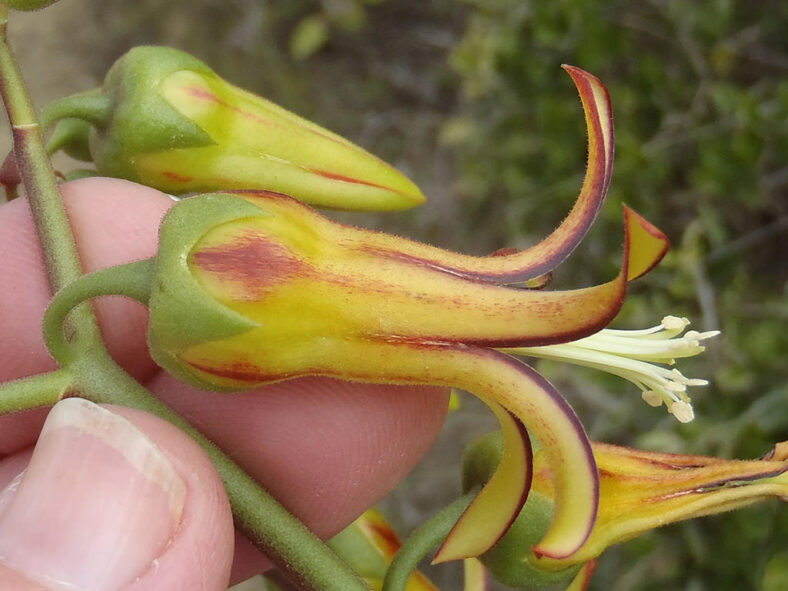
[40,46,424,211]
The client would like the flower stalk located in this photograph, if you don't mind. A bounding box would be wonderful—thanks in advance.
[38,46,425,211]
[0,369,74,415]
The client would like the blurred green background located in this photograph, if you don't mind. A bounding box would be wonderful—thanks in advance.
[5,1,786,589]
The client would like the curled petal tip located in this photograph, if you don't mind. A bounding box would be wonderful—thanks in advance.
[560,64,601,83]
[622,205,670,281]
[434,404,533,564]
[350,63,615,284]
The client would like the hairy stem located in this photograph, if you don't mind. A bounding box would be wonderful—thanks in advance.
[0,369,75,414]
[0,5,106,364]
[0,11,91,293]
[383,491,476,591]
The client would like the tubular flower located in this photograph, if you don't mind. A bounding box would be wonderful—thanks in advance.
[326,509,438,591]
[141,66,672,562]
[466,433,788,591]
[38,46,424,211]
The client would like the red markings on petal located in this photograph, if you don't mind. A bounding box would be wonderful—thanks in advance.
[162,170,193,183]
[186,359,270,383]
[362,514,403,558]
[190,231,306,299]
[565,560,597,591]
[310,168,394,191]
[183,83,283,130]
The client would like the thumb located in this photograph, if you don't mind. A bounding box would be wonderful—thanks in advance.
[0,399,234,591]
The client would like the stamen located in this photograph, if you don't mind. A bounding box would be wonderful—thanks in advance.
[669,400,695,423]
[503,317,719,422]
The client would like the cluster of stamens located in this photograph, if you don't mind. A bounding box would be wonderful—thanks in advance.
[507,316,720,422]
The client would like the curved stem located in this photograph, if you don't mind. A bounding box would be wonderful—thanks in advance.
[38,89,110,130]
[0,369,75,414]
[382,491,476,591]
[42,259,155,364]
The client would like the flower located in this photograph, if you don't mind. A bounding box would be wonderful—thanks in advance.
[468,434,788,590]
[145,65,674,562]
[39,46,424,211]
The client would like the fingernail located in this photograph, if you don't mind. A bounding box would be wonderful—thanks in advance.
[0,399,186,591]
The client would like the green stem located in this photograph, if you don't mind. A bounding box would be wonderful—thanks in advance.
[0,12,91,294]
[38,88,110,130]
[42,259,155,364]
[382,491,477,591]
[0,369,75,414]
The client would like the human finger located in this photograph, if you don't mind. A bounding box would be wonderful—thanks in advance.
[0,398,234,591]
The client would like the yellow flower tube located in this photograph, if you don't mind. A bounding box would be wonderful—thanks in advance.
[39,46,424,211]
[466,432,787,590]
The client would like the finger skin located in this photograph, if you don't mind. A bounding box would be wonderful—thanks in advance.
[0,178,450,583]
[0,405,235,591]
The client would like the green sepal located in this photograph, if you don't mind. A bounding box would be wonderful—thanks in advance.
[90,46,216,181]
[481,492,580,589]
[148,192,266,391]
[45,118,93,161]
[463,432,580,589]
[461,430,505,493]
[39,88,112,130]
